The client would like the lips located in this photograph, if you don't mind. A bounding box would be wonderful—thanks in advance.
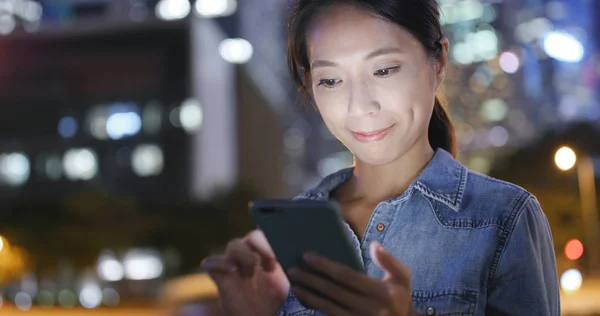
[351,125,395,143]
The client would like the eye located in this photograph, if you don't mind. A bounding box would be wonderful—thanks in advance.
[318,79,341,88]
[374,66,401,77]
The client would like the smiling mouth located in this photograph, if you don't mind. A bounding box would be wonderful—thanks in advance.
[350,125,395,143]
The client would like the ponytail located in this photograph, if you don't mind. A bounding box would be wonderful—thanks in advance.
[428,96,457,158]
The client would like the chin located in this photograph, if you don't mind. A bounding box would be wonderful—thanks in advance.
[353,152,398,166]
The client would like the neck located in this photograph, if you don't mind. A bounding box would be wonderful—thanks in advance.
[345,137,435,203]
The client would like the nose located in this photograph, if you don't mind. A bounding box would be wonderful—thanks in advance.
[347,80,380,117]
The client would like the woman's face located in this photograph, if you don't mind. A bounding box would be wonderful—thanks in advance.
[306,4,447,165]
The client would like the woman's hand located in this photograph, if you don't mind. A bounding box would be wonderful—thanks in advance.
[202,230,290,316]
[288,241,416,316]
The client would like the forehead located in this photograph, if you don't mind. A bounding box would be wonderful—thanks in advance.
[306,4,422,60]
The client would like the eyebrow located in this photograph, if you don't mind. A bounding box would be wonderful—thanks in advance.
[311,47,403,69]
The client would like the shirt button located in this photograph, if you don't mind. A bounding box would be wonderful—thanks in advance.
[426,307,436,315]
[376,223,385,231]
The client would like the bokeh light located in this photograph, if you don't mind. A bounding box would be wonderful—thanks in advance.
[63,148,99,181]
[561,269,583,293]
[219,38,253,64]
[499,51,520,74]
[15,292,32,311]
[132,144,164,177]
[195,0,237,18]
[79,283,102,309]
[565,239,584,261]
[58,116,78,138]
[156,0,191,21]
[555,146,576,171]
[543,31,584,63]
[180,99,204,134]
[0,152,30,187]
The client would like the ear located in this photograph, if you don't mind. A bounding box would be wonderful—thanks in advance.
[434,37,450,90]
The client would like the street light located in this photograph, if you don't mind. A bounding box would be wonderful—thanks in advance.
[555,146,600,275]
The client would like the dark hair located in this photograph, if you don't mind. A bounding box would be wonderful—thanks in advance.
[287,0,457,157]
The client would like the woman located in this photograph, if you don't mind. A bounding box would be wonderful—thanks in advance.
[202,0,560,315]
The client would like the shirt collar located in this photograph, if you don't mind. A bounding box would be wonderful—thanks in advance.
[295,148,468,211]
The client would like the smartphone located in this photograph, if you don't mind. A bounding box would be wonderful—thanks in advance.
[248,200,364,274]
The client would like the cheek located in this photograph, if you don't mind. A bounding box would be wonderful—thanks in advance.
[378,74,435,114]
[314,100,348,138]
[314,90,347,120]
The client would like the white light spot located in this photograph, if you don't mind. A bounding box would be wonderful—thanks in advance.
[195,0,237,18]
[22,1,43,22]
[156,0,191,21]
[123,249,164,280]
[79,283,102,309]
[219,38,253,64]
[560,269,583,293]
[0,15,16,35]
[97,252,125,282]
[0,152,30,186]
[555,146,576,171]
[132,144,164,177]
[543,31,584,63]
[106,112,142,140]
[452,42,474,65]
[180,99,203,133]
[63,149,98,181]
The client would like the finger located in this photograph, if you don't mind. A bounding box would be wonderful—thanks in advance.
[201,255,238,274]
[370,241,411,287]
[244,230,278,272]
[288,268,377,315]
[302,252,386,297]
[292,285,353,316]
[225,238,259,277]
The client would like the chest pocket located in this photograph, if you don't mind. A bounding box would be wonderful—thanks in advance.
[412,289,477,316]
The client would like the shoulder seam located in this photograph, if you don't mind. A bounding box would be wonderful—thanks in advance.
[467,171,531,195]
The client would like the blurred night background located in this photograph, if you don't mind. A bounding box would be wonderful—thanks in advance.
[0,0,599,315]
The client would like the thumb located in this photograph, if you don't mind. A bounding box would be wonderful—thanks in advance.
[370,241,411,286]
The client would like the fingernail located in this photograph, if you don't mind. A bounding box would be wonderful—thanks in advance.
[371,241,383,251]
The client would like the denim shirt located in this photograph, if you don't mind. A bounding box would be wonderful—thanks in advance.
[279,149,560,316]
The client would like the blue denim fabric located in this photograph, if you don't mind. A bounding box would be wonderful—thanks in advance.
[278,149,560,316]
